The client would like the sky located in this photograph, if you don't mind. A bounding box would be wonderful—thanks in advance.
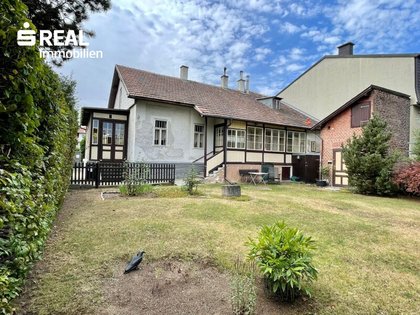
[55,0,420,109]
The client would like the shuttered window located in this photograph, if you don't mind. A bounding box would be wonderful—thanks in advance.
[351,102,371,128]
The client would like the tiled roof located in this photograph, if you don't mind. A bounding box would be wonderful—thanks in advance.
[112,65,316,129]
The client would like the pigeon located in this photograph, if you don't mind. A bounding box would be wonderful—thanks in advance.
[124,251,145,274]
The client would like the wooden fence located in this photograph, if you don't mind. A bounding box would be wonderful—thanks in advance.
[71,162,176,187]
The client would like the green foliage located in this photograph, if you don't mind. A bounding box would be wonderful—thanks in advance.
[230,258,257,315]
[183,167,202,195]
[321,166,330,181]
[119,163,152,196]
[119,183,153,196]
[342,115,399,196]
[0,1,78,313]
[79,136,86,159]
[247,221,318,302]
[412,130,420,161]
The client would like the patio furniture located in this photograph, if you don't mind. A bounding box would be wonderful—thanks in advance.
[261,163,280,184]
[239,169,259,183]
[248,172,268,185]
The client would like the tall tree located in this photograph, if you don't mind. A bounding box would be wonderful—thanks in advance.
[342,114,398,196]
[23,0,111,64]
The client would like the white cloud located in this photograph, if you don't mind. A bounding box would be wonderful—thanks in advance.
[280,22,303,34]
[254,47,272,61]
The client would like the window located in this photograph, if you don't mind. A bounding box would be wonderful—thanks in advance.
[154,120,167,146]
[102,122,113,145]
[92,119,99,144]
[194,124,204,148]
[351,102,371,128]
[115,123,125,145]
[227,129,245,149]
[215,127,224,147]
[287,131,306,153]
[265,128,285,152]
[273,98,281,110]
[247,127,263,150]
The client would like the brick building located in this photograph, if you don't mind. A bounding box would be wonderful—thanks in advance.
[312,85,410,186]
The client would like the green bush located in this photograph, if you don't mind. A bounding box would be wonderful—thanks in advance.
[342,115,398,196]
[183,167,202,195]
[119,183,153,196]
[0,1,78,313]
[230,258,257,315]
[247,221,318,302]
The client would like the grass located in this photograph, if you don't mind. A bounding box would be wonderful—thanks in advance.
[18,183,420,314]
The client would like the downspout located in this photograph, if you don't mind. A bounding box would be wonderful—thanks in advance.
[204,116,208,177]
[223,119,232,181]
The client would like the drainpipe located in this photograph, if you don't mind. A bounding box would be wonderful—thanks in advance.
[204,116,208,177]
[223,119,232,181]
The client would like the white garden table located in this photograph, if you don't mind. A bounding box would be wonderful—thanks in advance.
[248,172,268,185]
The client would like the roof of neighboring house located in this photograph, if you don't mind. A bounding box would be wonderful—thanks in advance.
[80,107,129,126]
[77,127,86,134]
[311,85,410,130]
[108,65,317,129]
[277,53,420,98]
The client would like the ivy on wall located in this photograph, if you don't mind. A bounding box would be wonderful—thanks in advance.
[0,1,78,313]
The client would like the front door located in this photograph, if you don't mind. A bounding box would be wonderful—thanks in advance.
[281,166,291,181]
[99,120,126,161]
[333,149,348,186]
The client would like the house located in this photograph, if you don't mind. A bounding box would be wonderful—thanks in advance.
[81,65,321,182]
[312,85,410,186]
[277,42,420,154]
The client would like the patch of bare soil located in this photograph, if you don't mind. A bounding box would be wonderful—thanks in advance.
[98,259,231,315]
[99,259,311,315]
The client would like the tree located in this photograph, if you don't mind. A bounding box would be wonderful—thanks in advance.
[23,0,111,64]
[342,114,398,196]
[412,130,420,161]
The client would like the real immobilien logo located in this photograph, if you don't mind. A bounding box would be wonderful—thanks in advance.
[17,22,103,59]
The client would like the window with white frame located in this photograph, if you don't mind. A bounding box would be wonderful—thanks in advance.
[92,119,99,144]
[265,128,285,152]
[194,124,204,148]
[287,131,306,153]
[215,127,224,147]
[154,120,167,146]
[247,126,263,150]
[227,129,245,149]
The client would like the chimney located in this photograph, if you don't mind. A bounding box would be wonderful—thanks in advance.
[337,42,354,56]
[180,65,188,80]
[237,71,245,92]
[245,75,250,93]
[221,67,229,89]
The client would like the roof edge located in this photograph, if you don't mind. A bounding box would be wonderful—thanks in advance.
[311,85,410,130]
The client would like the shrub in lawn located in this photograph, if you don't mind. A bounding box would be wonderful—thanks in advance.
[247,221,318,302]
[231,258,257,315]
[342,114,399,196]
[183,167,202,195]
[394,161,420,196]
[120,162,152,196]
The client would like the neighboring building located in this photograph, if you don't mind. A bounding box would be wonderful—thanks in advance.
[312,85,410,186]
[277,42,420,154]
[77,126,86,145]
[81,65,321,182]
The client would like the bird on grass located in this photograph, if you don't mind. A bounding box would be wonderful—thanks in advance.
[124,251,145,274]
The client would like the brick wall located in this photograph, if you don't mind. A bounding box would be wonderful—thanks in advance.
[320,107,364,167]
[320,88,410,168]
[372,90,410,155]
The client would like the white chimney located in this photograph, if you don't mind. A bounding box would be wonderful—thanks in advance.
[237,71,245,92]
[180,65,188,80]
[245,75,250,93]
[221,67,229,89]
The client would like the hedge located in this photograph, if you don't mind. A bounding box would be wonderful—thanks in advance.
[0,0,78,313]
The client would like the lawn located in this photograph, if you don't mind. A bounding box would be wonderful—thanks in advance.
[17,184,420,314]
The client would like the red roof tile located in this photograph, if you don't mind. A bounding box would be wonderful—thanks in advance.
[113,65,316,128]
